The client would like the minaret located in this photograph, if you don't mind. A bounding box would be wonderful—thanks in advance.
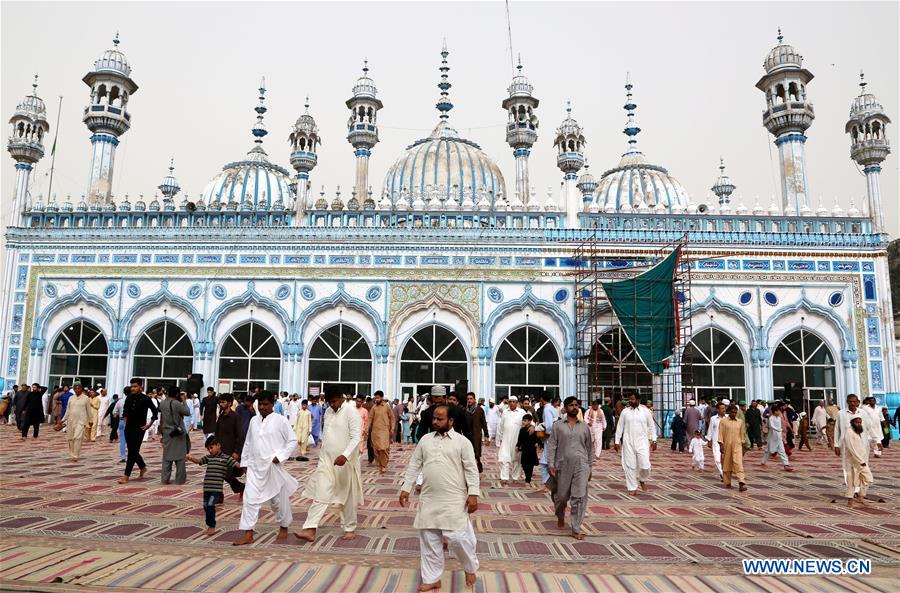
[7,75,49,226]
[346,60,382,199]
[158,158,180,206]
[846,71,891,233]
[554,101,585,228]
[710,157,736,206]
[501,56,539,206]
[82,33,138,205]
[289,97,320,222]
[755,29,814,214]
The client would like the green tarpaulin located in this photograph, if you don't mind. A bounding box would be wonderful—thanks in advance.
[600,247,680,374]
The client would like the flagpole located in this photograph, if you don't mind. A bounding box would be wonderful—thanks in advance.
[46,95,62,198]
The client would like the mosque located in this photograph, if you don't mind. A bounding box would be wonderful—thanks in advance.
[2,31,895,418]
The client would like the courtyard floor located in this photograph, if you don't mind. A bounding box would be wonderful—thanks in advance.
[0,424,897,592]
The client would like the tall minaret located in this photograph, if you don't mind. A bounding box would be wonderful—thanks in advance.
[710,157,736,206]
[846,71,891,233]
[346,60,382,198]
[83,33,138,205]
[554,101,585,228]
[501,57,539,206]
[289,97,320,223]
[7,75,50,226]
[755,29,814,214]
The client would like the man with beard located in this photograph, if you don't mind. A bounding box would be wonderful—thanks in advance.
[496,395,527,486]
[834,394,863,490]
[842,416,873,507]
[462,392,489,473]
[214,393,246,496]
[614,392,657,494]
[546,397,592,539]
[706,402,726,480]
[20,383,47,440]
[201,388,218,439]
[400,404,480,592]
[59,382,92,462]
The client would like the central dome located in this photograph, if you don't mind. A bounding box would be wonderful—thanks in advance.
[382,121,506,209]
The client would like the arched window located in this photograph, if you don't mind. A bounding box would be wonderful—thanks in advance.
[49,320,108,389]
[218,322,280,395]
[132,320,194,391]
[308,323,373,397]
[495,326,560,400]
[400,324,467,399]
[772,329,837,406]
[589,327,653,403]
[683,328,745,402]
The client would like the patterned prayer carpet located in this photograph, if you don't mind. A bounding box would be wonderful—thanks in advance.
[0,424,897,592]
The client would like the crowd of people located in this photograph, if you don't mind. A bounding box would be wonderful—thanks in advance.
[1,379,895,590]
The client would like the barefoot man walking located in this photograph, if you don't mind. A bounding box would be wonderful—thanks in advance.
[295,391,363,542]
[614,392,657,494]
[546,396,593,540]
[233,391,298,546]
[400,404,480,592]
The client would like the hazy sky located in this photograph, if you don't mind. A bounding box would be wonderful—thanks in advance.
[3,1,897,236]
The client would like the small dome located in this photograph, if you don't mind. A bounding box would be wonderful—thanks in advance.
[351,61,378,100]
[133,196,146,211]
[62,195,74,212]
[752,198,765,216]
[12,76,47,121]
[119,195,131,211]
[383,120,506,209]
[45,196,59,212]
[158,159,180,198]
[149,197,160,211]
[93,34,132,78]
[764,29,803,74]
[847,199,860,217]
[576,164,597,195]
[32,195,45,211]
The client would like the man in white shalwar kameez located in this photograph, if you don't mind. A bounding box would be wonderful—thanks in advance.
[705,402,726,479]
[842,416,873,507]
[400,404,480,592]
[834,394,863,490]
[614,393,657,494]
[496,396,527,485]
[585,399,607,459]
[233,391,298,546]
[812,400,829,445]
[486,402,499,443]
[295,391,363,542]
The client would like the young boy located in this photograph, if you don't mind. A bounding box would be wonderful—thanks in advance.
[688,430,705,471]
[187,436,239,536]
[516,414,540,487]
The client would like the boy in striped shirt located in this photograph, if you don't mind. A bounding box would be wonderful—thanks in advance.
[187,436,240,535]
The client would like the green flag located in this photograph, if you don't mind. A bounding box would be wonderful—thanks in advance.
[600,247,680,374]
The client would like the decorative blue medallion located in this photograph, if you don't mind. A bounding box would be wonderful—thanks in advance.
[126,284,141,298]
[187,284,203,300]
[212,284,227,300]
[487,287,503,303]
[763,291,778,306]
[300,285,315,301]
[554,289,568,304]
[365,286,382,302]
[828,292,843,307]
[44,283,57,298]
[739,291,752,306]
[103,283,118,298]
[275,284,291,301]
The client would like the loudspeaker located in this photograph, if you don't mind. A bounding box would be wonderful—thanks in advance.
[455,380,469,396]
[185,373,203,396]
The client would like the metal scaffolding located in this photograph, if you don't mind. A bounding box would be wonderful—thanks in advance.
[574,232,693,437]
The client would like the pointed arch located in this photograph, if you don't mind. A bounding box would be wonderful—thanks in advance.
[295,285,384,345]
[204,287,291,343]
[119,287,202,341]
[34,283,118,342]
[763,294,852,352]
[483,288,573,352]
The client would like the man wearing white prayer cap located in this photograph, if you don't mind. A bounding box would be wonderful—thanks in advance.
[496,395,526,486]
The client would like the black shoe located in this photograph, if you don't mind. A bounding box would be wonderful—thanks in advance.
[295,456,309,462]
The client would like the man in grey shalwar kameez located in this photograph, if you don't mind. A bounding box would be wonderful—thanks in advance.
[159,387,192,484]
[545,396,593,540]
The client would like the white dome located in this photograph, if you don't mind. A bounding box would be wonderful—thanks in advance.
[201,146,294,209]
[592,152,690,211]
[93,35,132,78]
[382,121,506,209]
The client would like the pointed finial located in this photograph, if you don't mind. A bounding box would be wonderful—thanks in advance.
[114,31,120,46]
[304,96,310,113]
[776,27,783,43]
[252,78,268,144]
[859,69,867,92]
[566,99,572,116]
[436,41,453,120]
[169,157,175,172]
[623,74,641,150]
[516,53,523,72]
[362,58,368,75]
[32,73,38,93]
[719,156,725,173]
[259,76,266,93]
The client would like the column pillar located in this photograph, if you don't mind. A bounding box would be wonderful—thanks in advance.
[514,148,530,206]
[87,133,120,204]
[863,166,884,233]
[12,163,32,226]
[564,173,580,228]
[775,133,809,213]
[354,148,370,200]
